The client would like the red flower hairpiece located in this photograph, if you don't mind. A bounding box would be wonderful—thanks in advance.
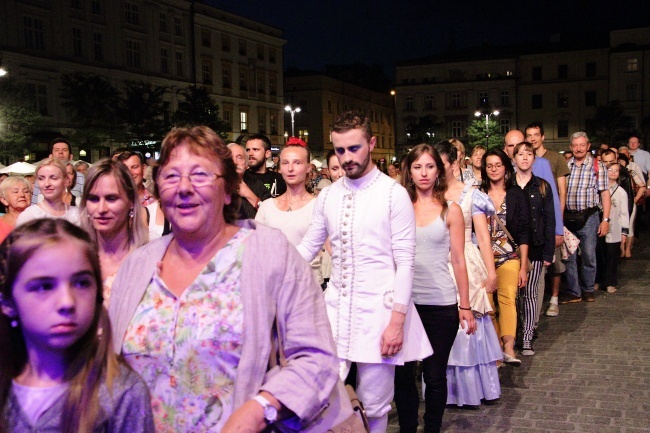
[286,137,307,147]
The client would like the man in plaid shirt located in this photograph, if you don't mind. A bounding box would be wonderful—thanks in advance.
[561,131,611,303]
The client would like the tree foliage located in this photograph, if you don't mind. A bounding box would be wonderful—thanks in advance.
[60,72,122,147]
[172,86,230,139]
[405,115,442,144]
[467,118,503,150]
[587,100,633,147]
[0,78,44,164]
[120,81,169,145]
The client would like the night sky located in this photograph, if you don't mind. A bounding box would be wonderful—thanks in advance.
[209,0,648,79]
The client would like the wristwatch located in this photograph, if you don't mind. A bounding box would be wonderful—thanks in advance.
[603,217,610,222]
[253,395,278,424]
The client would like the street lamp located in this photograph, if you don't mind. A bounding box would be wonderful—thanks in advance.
[474,109,499,147]
[284,105,301,137]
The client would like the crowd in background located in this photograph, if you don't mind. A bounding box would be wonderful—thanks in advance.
[0,122,647,433]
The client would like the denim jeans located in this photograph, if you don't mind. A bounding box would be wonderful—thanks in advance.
[564,212,600,297]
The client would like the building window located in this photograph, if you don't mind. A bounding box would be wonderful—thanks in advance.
[239,69,248,91]
[222,34,230,52]
[91,0,101,14]
[72,28,83,57]
[240,111,248,131]
[258,112,266,133]
[506,70,513,77]
[558,92,568,108]
[269,48,276,64]
[627,58,639,72]
[160,48,169,73]
[586,62,596,77]
[222,65,231,88]
[238,39,246,56]
[269,75,276,95]
[478,92,489,106]
[626,83,638,101]
[532,66,542,81]
[174,17,182,36]
[532,94,543,109]
[257,44,264,61]
[585,91,596,107]
[222,109,231,128]
[557,120,569,138]
[125,3,139,25]
[202,61,212,85]
[500,90,510,106]
[26,83,49,115]
[201,29,211,47]
[23,17,45,51]
[405,96,414,111]
[425,94,434,109]
[257,73,265,93]
[451,121,463,137]
[270,113,277,134]
[93,33,103,61]
[558,64,568,79]
[176,52,184,77]
[159,13,167,33]
[125,40,141,68]
[451,92,461,108]
[71,0,81,10]
[500,119,510,135]
[327,100,332,114]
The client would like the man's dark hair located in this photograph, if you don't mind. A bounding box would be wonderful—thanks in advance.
[111,147,129,159]
[246,133,272,151]
[116,150,146,165]
[600,149,616,160]
[524,123,544,137]
[49,137,71,154]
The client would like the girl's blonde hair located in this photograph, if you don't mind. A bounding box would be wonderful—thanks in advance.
[0,219,120,433]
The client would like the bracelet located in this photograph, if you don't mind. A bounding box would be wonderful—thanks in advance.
[459,306,472,311]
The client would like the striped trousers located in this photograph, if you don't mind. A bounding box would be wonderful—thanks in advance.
[520,260,544,343]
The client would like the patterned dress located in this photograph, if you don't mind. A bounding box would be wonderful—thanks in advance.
[123,228,252,432]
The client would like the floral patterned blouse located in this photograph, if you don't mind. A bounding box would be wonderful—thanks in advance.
[122,227,252,433]
[489,201,519,268]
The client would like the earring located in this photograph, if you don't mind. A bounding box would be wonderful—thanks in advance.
[129,209,134,218]
[10,319,18,328]
[435,177,439,187]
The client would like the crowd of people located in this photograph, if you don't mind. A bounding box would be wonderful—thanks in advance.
[0,116,647,433]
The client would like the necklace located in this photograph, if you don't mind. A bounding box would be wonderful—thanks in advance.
[286,192,309,212]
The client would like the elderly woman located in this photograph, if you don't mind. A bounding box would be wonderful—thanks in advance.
[0,176,33,242]
[16,158,81,227]
[80,158,149,302]
[108,126,346,433]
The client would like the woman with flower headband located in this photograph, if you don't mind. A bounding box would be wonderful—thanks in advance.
[256,137,323,285]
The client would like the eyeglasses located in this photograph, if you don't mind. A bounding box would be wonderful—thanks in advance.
[607,168,619,173]
[158,171,223,189]
[486,163,504,170]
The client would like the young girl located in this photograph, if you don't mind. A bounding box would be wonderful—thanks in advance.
[16,159,81,227]
[0,218,154,432]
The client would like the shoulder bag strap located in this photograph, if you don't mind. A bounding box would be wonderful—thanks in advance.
[494,212,517,248]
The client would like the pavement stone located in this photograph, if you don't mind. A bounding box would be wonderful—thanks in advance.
[385,212,650,432]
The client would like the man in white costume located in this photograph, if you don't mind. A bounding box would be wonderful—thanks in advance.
[298,112,432,433]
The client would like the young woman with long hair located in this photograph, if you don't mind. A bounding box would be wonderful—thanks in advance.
[80,159,149,303]
[480,148,530,365]
[0,218,153,432]
[394,143,476,433]
[434,141,502,406]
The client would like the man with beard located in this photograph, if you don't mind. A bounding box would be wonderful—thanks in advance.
[297,111,431,433]
[244,133,286,197]
[227,143,271,219]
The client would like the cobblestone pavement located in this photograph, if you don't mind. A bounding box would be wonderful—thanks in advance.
[387,218,650,432]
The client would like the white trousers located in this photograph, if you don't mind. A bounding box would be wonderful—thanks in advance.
[339,359,395,433]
